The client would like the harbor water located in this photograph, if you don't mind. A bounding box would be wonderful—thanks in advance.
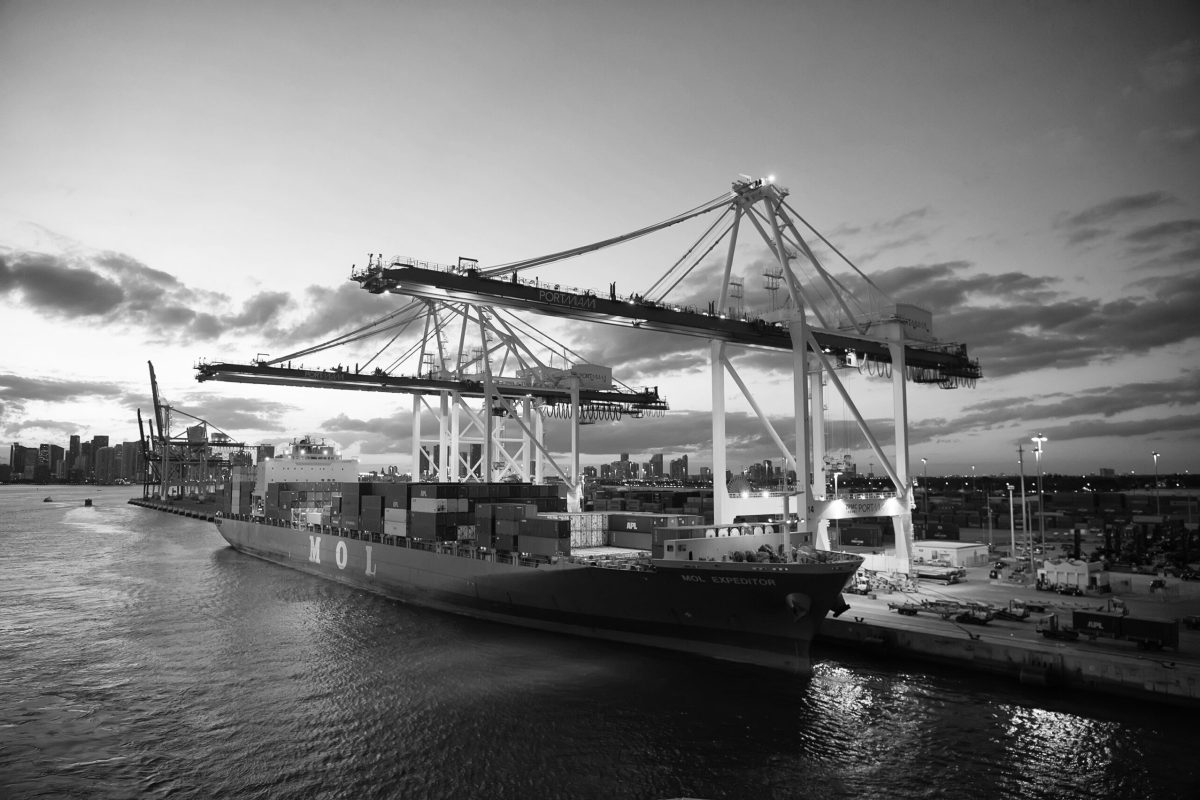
[1,485,1196,800]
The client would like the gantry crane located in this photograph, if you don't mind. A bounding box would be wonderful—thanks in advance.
[350,176,982,572]
[196,292,668,507]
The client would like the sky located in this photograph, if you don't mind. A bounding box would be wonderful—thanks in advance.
[2,0,1198,478]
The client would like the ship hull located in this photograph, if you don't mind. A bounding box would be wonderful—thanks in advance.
[215,517,860,675]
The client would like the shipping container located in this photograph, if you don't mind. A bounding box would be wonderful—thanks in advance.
[521,536,569,558]
[611,530,652,550]
[1072,610,1179,649]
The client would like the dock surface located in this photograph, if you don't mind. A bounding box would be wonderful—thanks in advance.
[820,563,1200,707]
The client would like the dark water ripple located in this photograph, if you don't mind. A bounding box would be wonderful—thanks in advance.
[1,485,1196,800]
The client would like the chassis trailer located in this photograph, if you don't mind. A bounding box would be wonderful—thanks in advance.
[1072,610,1179,650]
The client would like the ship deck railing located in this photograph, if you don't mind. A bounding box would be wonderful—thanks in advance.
[220,513,860,572]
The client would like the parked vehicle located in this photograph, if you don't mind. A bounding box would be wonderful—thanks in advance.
[1036,614,1079,641]
[995,599,1031,621]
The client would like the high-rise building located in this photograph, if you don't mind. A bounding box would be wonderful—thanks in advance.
[68,435,81,477]
[119,441,142,482]
[49,444,65,479]
[464,443,483,479]
[80,441,93,478]
[94,446,116,484]
[9,443,28,479]
[649,453,663,479]
[419,445,442,479]
[669,454,689,481]
[35,444,55,483]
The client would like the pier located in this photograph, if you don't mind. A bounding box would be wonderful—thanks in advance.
[818,562,1200,708]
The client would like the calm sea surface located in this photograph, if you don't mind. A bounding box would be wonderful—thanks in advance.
[1,484,1196,800]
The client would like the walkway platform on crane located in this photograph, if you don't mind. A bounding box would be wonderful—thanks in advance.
[353,263,981,383]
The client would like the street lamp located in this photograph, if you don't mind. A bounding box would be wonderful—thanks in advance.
[921,457,929,535]
[1032,434,1047,555]
[1152,451,1161,516]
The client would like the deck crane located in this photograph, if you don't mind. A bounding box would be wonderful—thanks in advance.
[351,176,982,573]
[196,294,668,504]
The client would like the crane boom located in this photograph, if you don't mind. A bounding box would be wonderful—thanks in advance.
[352,264,981,385]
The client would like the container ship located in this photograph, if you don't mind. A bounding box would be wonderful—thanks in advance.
[214,439,863,675]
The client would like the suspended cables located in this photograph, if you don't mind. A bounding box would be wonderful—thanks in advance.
[643,206,735,302]
[784,199,886,296]
[268,300,425,365]
[478,191,734,278]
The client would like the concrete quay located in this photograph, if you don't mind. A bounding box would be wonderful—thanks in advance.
[818,563,1200,708]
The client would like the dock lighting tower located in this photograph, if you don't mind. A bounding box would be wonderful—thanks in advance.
[1007,484,1015,559]
[1032,434,1047,553]
[921,458,928,534]
[1017,444,1031,578]
[1153,451,1161,516]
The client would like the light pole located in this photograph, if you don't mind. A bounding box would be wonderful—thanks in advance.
[1152,451,1161,516]
[1018,444,1031,579]
[1032,434,1047,554]
[832,471,842,545]
[921,457,929,535]
[1007,483,1015,559]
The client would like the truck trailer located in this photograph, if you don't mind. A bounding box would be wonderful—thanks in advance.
[1071,610,1179,650]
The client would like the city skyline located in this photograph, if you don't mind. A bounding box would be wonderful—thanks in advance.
[2,2,1198,477]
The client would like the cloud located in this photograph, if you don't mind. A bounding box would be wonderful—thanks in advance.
[176,394,298,434]
[1124,219,1200,251]
[849,261,1200,378]
[0,243,413,357]
[286,282,406,344]
[1138,126,1200,152]
[2,418,80,438]
[1054,192,1180,242]
[0,373,136,437]
[0,252,125,315]
[1141,38,1200,92]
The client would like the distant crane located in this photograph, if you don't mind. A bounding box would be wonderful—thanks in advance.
[143,361,247,500]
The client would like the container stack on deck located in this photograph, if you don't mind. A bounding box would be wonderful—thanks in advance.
[225,479,574,555]
[605,512,706,550]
